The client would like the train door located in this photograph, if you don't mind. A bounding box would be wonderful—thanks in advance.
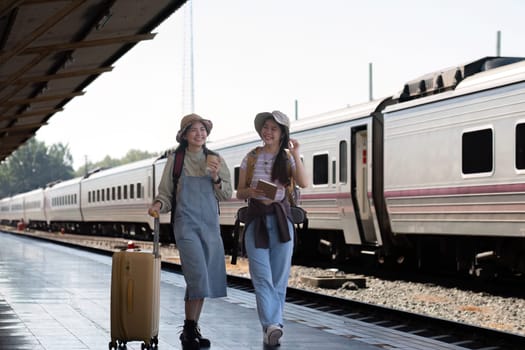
[351,126,378,244]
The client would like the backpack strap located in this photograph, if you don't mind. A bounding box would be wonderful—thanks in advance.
[230,206,248,265]
[245,146,261,187]
[284,149,297,206]
[170,148,185,225]
[172,148,185,183]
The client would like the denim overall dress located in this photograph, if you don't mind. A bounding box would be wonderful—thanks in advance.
[173,173,227,300]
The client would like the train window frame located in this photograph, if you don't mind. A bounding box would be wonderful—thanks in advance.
[312,152,329,186]
[516,122,525,171]
[339,140,348,184]
[137,183,142,199]
[233,166,240,190]
[461,126,494,178]
[331,158,336,184]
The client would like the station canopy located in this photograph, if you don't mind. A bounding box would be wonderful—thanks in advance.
[0,0,187,162]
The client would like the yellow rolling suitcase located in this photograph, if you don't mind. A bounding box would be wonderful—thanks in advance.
[109,218,161,350]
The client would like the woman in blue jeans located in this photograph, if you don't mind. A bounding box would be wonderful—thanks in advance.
[236,110,308,346]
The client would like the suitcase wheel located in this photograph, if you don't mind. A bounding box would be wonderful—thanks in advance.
[141,336,158,350]
[108,340,127,349]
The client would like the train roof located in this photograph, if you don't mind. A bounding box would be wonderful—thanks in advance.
[81,156,158,180]
[393,57,525,101]
[45,176,83,190]
[210,99,388,150]
[385,57,525,114]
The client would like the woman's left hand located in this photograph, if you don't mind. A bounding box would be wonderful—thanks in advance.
[289,138,300,155]
[207,156,221,180]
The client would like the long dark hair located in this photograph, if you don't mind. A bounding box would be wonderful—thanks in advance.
[271,123,290,185]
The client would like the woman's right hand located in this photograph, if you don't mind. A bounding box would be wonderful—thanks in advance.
[148,201,161,218]
[241,187,264,200]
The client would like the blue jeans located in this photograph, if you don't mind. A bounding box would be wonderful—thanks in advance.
[245,214,294,330]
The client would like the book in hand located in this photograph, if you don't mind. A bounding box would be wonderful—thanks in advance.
[256,179,277,200]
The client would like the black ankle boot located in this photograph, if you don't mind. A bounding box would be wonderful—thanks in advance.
[180,320,200,350]
[194,322,211,348]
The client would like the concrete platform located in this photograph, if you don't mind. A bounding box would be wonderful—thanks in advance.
[0,231,470,349]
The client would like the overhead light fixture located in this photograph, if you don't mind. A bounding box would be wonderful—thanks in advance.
[39,83,48,95]
[22,104,31,113]
[96,10,112,30]
[62,53,74,69]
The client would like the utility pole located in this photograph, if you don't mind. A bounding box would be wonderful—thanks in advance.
[496,30,501,56]
[182,0,195,114]
[369,62,373,101]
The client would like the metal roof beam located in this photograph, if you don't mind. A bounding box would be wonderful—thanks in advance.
[20,33,157,55]
[3,91,85,106]
[0,0,88,65]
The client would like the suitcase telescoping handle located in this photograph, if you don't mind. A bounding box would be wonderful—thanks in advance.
[153,216,160,258]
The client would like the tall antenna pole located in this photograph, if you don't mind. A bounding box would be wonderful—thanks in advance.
[182,0,195,114]
[369,62,373,101]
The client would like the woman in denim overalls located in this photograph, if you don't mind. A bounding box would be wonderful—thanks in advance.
[149,114,232,350]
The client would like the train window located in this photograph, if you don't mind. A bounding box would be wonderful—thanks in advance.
[462,129,493,174]
[332,160,336,184]
[339,141,348,183]
[101,189,105,201]
[234,167,240,190]
[516,123,525,169]
[137,183,142,198]
[313,154,329,185]
[117,186,121,200]
[97,190,100,202]
[130,184,135,199]
[106,188,110,201]
[123,185,128,200]
[74,194,77,204]
[112,187,116,200]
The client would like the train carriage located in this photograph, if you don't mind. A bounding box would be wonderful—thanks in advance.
[45,177,83,232]
[0,197,12,225]
[80,158,156,237]
[8,193,25,226]
[382,57,525,272]
[22,188,47,229]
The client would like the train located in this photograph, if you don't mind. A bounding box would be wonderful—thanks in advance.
[1,56,524,277]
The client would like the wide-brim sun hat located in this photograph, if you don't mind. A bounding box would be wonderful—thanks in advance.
[254,110,290,136]
[176,113,213,143]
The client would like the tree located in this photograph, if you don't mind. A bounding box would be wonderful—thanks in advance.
[0,138,74,197]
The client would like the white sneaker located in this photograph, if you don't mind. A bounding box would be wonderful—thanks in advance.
[264,325,283,346]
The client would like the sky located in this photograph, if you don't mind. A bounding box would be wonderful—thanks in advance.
[35,0,525,170]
